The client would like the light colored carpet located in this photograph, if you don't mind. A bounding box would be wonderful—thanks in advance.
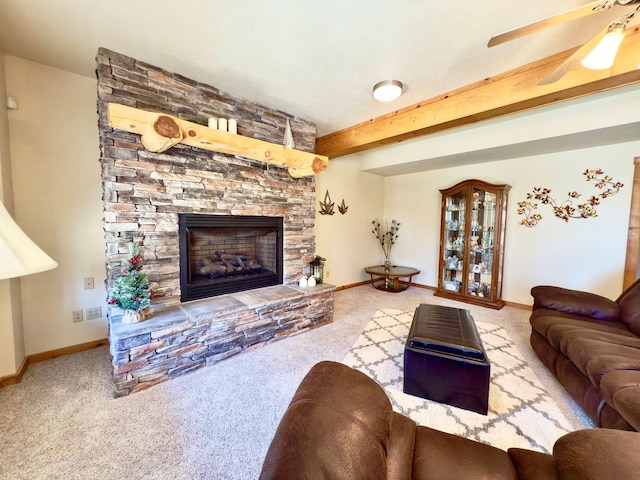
[344,308,574,453]
[0,286,593,479]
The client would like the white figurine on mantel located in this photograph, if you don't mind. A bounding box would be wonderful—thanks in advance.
[228,118,237,134]
[307,276,316,287]
[298,276,308,288]
[283,119,295,149]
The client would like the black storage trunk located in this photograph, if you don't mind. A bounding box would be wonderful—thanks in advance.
[403,304,491,415]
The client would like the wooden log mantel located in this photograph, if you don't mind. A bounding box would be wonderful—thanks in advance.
[106,103,329,177]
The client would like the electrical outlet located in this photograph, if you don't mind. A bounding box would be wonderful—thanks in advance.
[72,310,83,323]
[84,277,95,290]
[325,270,331,279]
[85,306,102,320]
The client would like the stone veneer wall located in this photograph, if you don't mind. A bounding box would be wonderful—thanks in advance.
[96,48,318,306]
[97,49,335,395]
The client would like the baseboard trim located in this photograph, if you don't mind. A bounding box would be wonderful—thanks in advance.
[335,281,531,310]
[0,356,28,388]
[28,338,109,363]
[0,338,109,388]
[504,300,532,311]
[335,280,371,290]
[413,283,436,291]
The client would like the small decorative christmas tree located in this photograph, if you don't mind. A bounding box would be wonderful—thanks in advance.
[108,243,152,323]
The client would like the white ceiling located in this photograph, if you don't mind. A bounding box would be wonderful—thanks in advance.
[0,0,631,136]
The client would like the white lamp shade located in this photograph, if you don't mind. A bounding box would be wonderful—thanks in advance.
[0,201,57,280]
[581,28,625,70]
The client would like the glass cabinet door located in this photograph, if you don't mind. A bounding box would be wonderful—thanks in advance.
[467,188,496,300]
[436,179,510,309]
[441,190,466,294]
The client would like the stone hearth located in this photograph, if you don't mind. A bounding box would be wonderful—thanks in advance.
[96,48,334,396]
[110,284,334,396]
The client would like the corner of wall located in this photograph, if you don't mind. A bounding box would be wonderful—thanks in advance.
[0,48,26,377]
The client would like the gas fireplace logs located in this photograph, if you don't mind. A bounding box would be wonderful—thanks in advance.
[199,254,262,277]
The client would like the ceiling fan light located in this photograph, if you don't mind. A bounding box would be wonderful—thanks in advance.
[373,80,403,102]
[581,26,626,70]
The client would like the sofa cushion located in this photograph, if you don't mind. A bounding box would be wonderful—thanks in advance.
[600,369,640,407]
[554,328,640,357]
[413,426,518,480]
[531,285,620,321]
[618,279,640,335]
[387,412,416,480]
[564,338,640,387]
[531,315,630,345]
[612,387,640,432]
[507,448,558,480]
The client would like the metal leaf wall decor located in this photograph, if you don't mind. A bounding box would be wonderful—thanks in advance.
[518,169,623,227]
[319,190,335,215]
[338,199,349,215]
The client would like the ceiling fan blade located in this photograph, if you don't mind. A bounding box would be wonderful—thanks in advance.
[488,1,609,47]
[537,21,613,85]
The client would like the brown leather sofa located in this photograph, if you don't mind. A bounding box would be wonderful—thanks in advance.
[530,278,640,431]
[260,361,640,480]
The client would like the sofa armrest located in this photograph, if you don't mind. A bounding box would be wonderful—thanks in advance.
[554,429,640,479]
[259,361,392,480]
[531,285,620,321]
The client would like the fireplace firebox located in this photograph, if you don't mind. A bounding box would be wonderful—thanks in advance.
[179,214,284,302]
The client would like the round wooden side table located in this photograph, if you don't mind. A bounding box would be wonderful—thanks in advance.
[364,265,420,293]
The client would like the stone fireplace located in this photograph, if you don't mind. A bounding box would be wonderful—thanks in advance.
[96,48,334,396]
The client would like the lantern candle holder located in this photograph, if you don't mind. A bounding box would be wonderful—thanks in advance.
[309,255,326,284]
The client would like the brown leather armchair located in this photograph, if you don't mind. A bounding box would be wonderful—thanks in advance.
[260,361,640,480]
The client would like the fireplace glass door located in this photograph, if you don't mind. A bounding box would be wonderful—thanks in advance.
[179,214,283,301]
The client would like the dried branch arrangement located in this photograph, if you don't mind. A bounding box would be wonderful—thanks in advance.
[371,219,401,261]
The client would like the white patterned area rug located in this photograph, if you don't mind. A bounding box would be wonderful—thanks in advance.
[343,308,574,453]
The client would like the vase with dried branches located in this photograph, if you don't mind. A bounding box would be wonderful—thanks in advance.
[371,219,400,270]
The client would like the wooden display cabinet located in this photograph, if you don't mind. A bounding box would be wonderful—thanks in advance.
[435,179,510,309]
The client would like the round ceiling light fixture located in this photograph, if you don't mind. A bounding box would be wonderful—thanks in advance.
[372,79,404,102]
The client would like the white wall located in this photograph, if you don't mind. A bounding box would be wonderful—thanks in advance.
[384,144,637,304]
[359,83,640,176]
[315,154,384,286]
[315,86,640,305]
[4,56,106,357]
[0,48,25,377]
[0,53,638,375]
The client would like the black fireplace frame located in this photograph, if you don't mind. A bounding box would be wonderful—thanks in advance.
[178,214,284,302]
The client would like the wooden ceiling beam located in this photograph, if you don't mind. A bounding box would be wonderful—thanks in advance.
[316,26,640,159]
